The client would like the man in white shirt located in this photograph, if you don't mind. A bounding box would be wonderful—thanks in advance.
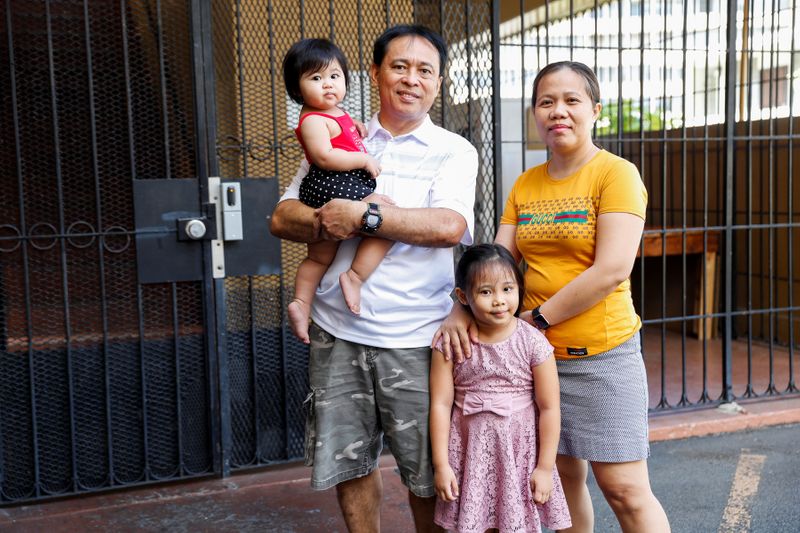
[271,24,477,532]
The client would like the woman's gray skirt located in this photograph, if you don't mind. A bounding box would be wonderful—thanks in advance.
[556,332,650,463]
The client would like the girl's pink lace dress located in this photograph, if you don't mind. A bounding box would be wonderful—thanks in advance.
[434,319,572,533]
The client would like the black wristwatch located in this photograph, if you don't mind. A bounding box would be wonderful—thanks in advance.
[360,202,382,234]
[531,306,550,330]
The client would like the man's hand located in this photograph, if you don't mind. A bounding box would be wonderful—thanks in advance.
[431,303,479,363]
[315,199,363,240]
[434,464,459,502]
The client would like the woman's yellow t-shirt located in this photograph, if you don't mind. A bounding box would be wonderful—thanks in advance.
[500,150,647,359]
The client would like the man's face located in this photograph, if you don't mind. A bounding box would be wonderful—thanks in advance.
[370,35,443,133]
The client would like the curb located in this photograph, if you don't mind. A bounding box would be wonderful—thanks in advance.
[648,397,800,442]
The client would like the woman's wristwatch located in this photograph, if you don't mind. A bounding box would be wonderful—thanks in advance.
[531,306,550,330]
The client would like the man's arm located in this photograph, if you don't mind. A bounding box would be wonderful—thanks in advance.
[269,199,319,244]
[315,199,466,247]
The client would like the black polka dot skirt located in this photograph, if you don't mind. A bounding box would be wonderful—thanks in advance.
[556,332,650,462]
[298,164,376,209]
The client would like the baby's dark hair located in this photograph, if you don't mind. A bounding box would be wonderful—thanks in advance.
[455,244,525,317]
[283,38,350,105]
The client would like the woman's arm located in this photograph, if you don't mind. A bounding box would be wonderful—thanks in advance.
[530,354,560,504]
[536,212,644,326]
[429,349,459,502]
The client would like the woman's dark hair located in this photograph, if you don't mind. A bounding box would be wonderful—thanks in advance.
[455,244,525,317]
[282,38,350,105]
[531,61,601,107]
[373,24,447,74]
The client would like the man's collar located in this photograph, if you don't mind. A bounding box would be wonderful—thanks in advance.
[366,113,434,146]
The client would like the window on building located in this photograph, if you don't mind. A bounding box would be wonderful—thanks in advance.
[760,65,789,109]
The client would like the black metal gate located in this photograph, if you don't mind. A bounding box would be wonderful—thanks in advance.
[0,0,497,504]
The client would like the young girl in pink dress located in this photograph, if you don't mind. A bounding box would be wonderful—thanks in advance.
[282,39,392,343]
[430,244,571,532]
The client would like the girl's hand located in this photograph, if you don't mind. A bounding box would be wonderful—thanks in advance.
[354,120,368,138]
[361,192,395,206]
[530,467,554,504]
[363,155,381,178]
[431,303,478,363]
[434,464,459,502]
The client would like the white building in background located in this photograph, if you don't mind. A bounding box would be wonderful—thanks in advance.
[494,0,799,131]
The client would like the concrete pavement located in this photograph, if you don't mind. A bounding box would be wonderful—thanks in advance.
[2,396,799,532]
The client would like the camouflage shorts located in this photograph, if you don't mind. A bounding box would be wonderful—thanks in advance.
[303,323,435,497]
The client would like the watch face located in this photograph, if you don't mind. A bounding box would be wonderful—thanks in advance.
[366,214,380,227]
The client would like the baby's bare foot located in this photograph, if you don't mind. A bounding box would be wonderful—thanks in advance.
[339,270,364,315]
[287,298,310,344]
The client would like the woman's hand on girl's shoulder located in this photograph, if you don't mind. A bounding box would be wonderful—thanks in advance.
[431,304,478,363]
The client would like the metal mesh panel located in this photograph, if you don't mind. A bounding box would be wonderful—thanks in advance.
[1,0,212,504]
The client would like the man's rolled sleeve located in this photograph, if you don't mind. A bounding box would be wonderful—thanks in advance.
[429,144,479,245]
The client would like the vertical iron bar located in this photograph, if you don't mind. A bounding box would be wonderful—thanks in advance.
[766,0,778,394]
[189,0,222,476]
[617,1,623,173]
[520,0,527,174]
[699,0,713,403]
[722,0,738,402]
[266,0,289,462]
[357,0,366,121]
[329,0,335,42]
[171,284,184,471]
[249,279,261,461]
[235,0,248,177]
[744,0,755,398]
[44,0,79,493]
[787,0,797,393]
[121,0,151,480]
[82,0,114,484]
[637,0,647,409]
[492,0,503,225]
[438,0,446,127]
[155,0,171,179]
[679,0,689,407]
[6,0,41,498]
[658,0,670,409]
[465,0,472,143]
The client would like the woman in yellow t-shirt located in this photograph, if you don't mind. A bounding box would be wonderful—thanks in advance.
[434,62,670,532]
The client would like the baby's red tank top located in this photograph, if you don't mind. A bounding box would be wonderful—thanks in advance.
[294,111,367,159]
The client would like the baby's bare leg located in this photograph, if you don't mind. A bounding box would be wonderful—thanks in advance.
[290,240,339,343]
[339,237,394,314]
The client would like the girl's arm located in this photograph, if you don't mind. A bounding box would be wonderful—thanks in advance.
[533,212,644,327]
[299,115,380,176]
[530,354,560,504]
[429,348,459,502]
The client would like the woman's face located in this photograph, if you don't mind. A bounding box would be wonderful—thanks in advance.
[533,68,602,154]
